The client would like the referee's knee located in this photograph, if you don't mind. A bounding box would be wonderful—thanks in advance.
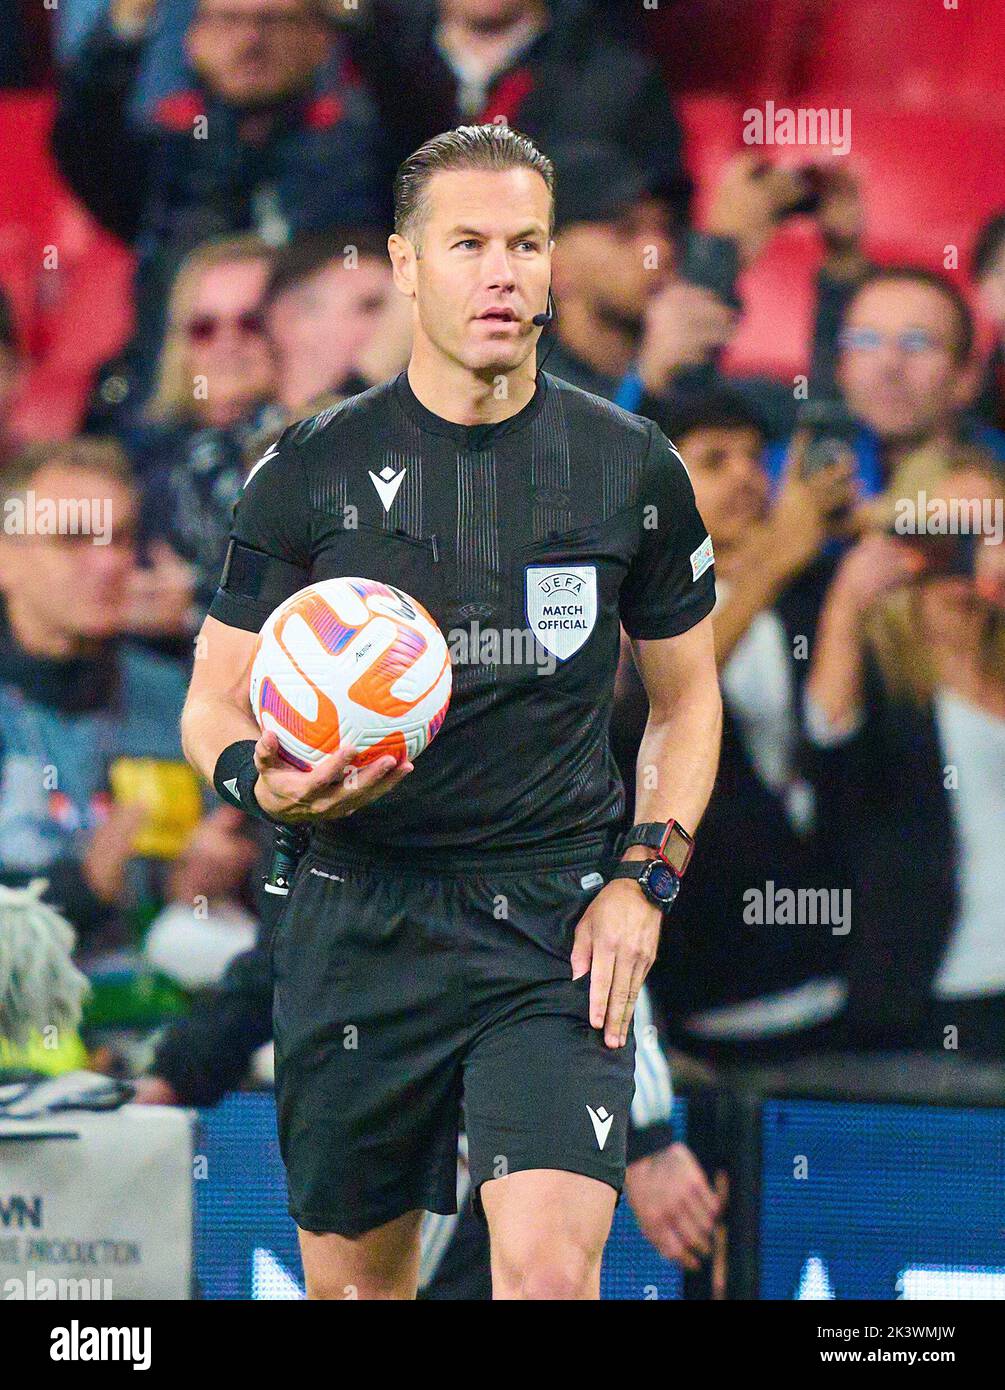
[492,1239,599,1301]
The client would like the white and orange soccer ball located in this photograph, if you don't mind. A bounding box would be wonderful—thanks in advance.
[249,577,452,771]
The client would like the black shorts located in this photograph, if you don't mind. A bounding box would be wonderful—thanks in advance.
[271,839,636,1238]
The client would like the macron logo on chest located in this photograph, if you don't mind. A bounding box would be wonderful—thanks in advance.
[368,465,408,513]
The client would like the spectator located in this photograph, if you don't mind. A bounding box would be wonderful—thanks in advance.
[541,143,801,438]
[53,0,389,407]
[805,466,1005,1058]
[0,290,25,470]
[132,235,284,646]
[972,211,1005,434]
[767,266,1005,503]
[612,391,858,1063]
[146,233,276,432]
[0,440,197,943]
[337,0,692,228]
[263,227,409,413]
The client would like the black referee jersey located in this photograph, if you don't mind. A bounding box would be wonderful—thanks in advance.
[208,368,715,868]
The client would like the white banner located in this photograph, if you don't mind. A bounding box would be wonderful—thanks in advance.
[0,1104,194,1301]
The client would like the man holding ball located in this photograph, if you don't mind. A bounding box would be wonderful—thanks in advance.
[181,124,722,1300]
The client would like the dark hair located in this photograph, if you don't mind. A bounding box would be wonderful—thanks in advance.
[844,265,975,363]
[393,124,555,253]
[263,227,391,306]
[647,389,768,449]
[972,212,1005,284]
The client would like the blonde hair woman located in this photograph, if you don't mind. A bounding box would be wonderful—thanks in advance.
[806,465,1005,1055]
[147,235,276,429]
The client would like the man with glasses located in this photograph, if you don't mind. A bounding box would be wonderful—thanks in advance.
[53,0,389,410]
[766,266,1005,502]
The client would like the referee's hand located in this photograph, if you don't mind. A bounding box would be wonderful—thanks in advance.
[252,730,414,824]
[570,875,663,1048]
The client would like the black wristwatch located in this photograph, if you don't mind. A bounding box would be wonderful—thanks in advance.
[609,857,681,913]
[620,820,695,876]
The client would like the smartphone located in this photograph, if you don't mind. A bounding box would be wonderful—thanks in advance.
[796,398,860,477]
[883,528,978,580]
[679,231,742,311]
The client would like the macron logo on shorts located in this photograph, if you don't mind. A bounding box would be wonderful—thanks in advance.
[587,1104,614,1151]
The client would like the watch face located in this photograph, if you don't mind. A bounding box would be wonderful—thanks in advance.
[662,825,693,875]
[643,860,680,906]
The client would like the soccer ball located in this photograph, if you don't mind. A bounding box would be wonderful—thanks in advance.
[249,577,452,771]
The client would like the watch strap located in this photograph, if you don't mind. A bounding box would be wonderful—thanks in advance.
[609,861,649,882]
[622,822,669,853]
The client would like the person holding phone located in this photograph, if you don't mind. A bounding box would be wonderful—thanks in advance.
[805,466,1005,1056]
[765,266,1005,508]
[612,390,858,1064]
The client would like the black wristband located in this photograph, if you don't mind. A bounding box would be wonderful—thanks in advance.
[213,739,268,820]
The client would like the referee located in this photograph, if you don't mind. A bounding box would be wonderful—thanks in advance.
[181,124,722,1300]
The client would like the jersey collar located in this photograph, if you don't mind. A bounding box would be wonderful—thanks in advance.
[393,369,548,449]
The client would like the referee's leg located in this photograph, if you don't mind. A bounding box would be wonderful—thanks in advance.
[480,1170,616,1300]
[298,1213,424,1300]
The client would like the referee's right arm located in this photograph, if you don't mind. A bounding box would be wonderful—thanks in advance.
[181,432,413,820]
[180,615,263,788]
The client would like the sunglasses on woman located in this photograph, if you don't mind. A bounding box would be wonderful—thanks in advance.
[186,311,266,343]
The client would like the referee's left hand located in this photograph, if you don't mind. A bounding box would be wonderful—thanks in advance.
[570,879,663,1048]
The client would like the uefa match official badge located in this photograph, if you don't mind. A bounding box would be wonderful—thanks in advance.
[525,565,597,659]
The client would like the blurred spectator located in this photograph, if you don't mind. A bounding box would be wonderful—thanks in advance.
[0,439,189,943]
[767,266,1005,503]
[132,234,284,646]
[0,290,25,470]
[972,211,1005,434]
[336,0,691,229]
[0,436,264,1075]
[805,467,1005,1057]
[146,232,275,431]
[53,0,389,407]
[541,143,798,437]
[263,226,409,412]
[614,392,857,1063]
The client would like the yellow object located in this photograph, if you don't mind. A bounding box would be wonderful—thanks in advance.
[108,757,203,859]
[0,1029,88,1076]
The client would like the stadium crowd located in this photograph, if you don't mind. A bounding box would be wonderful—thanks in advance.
[1,0,1003,1290]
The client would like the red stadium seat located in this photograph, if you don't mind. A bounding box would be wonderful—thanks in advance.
[9,367,94,442]
[0,91,134,439]
[37,203,135,375]
[722,223,821,382]
[788,0,1005,116]
[678,94,743,226]
[841,110,1005,271]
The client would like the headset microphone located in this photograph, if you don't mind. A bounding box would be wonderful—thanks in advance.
[531,288,555,328]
